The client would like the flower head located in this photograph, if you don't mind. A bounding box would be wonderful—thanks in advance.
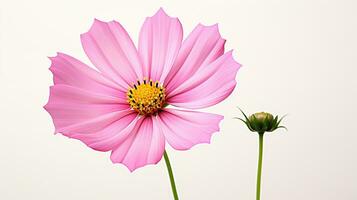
[236,109,286,133]
[44,8,241,171]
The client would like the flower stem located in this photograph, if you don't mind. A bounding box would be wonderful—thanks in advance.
[256,133,264,200]
[164,150,179,200]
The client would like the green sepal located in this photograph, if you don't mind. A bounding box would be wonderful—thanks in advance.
[233,117,254,131]
[237,107,250,122]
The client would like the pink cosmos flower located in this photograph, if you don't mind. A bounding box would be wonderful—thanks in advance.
[44,8,241,172]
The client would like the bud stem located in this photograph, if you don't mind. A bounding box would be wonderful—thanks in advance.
[256,133,264,200]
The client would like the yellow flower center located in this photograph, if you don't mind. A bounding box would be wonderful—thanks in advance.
[127,79,166,115]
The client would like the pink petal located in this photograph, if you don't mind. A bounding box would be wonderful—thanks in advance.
[45,53,135,152]
[81,19,143,88]
[110,116,165,172]
[164,23,225,93]
[167,51,241,109]
[156,108,223,150]
[44,85,129,131]
[82,113,141,152]
[138,8,183,82]
[49,52,125,93]
[62,110,138,149]
[61,110,141,152]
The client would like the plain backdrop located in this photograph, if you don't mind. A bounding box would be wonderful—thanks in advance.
[0,0,356,199]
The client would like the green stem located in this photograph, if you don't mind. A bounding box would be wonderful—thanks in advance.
[163,150,179,200]
[256,133,264,200]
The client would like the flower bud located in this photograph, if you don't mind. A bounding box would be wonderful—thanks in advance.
[236,109,286,134]
[249,112,273,122]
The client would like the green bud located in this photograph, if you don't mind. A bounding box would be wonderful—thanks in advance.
[249,112,273,122]
[235,108,287,134]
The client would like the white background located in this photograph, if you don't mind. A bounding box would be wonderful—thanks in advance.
[1,0,356,199]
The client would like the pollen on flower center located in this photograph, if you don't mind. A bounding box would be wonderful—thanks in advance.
[127,79,166,115]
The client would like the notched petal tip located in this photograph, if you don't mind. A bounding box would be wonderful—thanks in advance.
[110,153,162,173]
[47,52,67,63]
[80,18,106,37]
[196,22,223,39]
[154,7,168,17]
[226,49,234,56]
[93,18,109,26]
[93,18,103,22]
[43,102,60,135]
[216,114,224,127]
[210,23,219,30]
[197,22,218,28]
[47,52,62,62]
[43,103,49,111]
[150,7,179,20]
[225,49,242,70]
